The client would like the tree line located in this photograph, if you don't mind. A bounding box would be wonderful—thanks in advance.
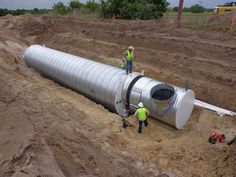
[0,0,99,17]
[0,1,208,19]
[52,0,100,15]
[99,0,169,20]
[51,0,169,19]
[0,8,50,16]
[172,4,208,13]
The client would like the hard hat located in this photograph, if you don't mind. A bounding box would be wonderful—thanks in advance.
[138,102,144,108]
[128,46,134,51]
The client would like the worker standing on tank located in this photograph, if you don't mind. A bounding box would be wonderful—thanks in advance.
[135,102,149,134]
[124,46,134,74]
[119,58,126,69]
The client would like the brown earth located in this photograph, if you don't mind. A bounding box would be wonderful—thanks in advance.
[206,11,236,25]
[0,15,235,177]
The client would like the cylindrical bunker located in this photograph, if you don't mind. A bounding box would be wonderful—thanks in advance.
[24,45,195,129]
[122,73,195,129]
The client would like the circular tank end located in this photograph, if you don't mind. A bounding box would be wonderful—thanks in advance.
[176,90,195,129]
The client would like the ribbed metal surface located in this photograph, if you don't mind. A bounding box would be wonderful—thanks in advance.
[24,45,127,112]
[24,45,195,129]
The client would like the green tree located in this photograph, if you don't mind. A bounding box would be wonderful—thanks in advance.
[85,0,99,12]
[69,0,84,15]
[69,0,83,9]
[0,9,8,16]
[100,0,123,18]
[52,2,70,15]
[100,0,168,19]
[173,6,178,12]
[183,7,190,12]
[32,8,39,14]
[190,4,205,13]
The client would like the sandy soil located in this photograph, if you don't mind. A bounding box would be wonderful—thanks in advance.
[0,15,235,177]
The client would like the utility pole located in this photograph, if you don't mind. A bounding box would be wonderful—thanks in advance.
[177,0,184,27]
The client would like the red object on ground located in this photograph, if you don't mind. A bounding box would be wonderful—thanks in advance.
[210,132,225,143]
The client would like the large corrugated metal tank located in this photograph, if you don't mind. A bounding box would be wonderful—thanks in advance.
[24,45,195,129]
[124,73,195,129]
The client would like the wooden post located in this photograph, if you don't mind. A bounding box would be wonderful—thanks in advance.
[177,0,184,27]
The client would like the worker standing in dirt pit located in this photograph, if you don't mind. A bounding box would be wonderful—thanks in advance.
[135,102,150,134]
[124,46,134,74]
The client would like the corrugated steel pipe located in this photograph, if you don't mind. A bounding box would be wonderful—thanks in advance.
[24,45,195,129]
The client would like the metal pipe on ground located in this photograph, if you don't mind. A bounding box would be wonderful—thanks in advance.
[24,45,195,129]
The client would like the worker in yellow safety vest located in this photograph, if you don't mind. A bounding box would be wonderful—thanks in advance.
[135,102,150,134]
[119,58,126,69]
[123,46,134,74]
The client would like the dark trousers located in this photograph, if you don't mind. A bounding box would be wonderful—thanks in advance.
[138,119,148,134]
[126,60,133,74]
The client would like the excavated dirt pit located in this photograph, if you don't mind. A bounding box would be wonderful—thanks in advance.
[0,15,235,177]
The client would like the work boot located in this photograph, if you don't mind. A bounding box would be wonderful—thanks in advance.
[137,127,142,134]
[144,120,148,127]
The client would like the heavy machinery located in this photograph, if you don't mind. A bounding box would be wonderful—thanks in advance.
[214,2,236,14]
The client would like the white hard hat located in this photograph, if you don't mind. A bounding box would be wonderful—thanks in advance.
[128,46,134,51]
[138,102,144,108]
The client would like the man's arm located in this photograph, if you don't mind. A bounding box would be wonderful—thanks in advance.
[134,110,138,119]
[146,109,150,117]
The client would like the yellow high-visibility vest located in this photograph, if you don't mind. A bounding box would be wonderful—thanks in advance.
[137,108,147,121]
[126,50,134,61]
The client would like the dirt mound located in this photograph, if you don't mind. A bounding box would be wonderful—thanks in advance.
[3,14,13,18]
[14,17,52,36]
[215,141,236,177]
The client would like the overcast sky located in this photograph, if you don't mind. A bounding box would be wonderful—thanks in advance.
[0,0,231,10]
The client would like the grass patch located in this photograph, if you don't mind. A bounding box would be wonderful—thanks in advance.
[187,23,230,30]
[164,12,236,31]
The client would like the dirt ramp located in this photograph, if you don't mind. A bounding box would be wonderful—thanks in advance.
[215,142,236,177]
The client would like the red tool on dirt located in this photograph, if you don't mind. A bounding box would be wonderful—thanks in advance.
[209,132,226,144]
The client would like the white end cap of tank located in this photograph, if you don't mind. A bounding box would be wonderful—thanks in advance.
[175,90,195,129]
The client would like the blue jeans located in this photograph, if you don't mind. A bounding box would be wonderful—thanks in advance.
[126,60,132,74]
[138,119,148,134]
